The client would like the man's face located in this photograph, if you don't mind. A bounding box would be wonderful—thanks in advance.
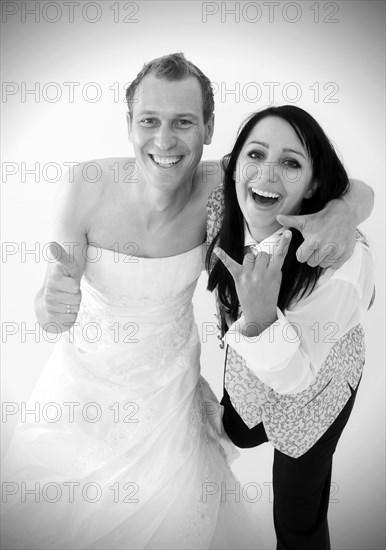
[128,74,214,190]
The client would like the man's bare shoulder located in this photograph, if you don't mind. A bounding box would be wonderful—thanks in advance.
[65,157,134,199]
[73,157,136,185]
[55,157,134,222]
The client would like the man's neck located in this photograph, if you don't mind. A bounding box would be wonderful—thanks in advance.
[136,175,195,229]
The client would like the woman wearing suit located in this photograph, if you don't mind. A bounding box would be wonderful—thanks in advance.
[206,106,375,550]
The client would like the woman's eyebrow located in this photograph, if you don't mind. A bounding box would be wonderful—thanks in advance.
[283,147,306,160]
[248,140,268,148]
[247,141,306,160]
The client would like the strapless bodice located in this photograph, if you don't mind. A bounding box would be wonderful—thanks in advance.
[83,244,205,302]
[69,244,205,387]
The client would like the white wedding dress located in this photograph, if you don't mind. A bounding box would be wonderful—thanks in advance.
[1,245,258,550]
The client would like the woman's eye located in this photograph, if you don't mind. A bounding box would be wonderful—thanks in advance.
[248,150,265,160]
[283,159,301,169]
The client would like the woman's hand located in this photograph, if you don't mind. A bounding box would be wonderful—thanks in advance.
[214,230,292,337]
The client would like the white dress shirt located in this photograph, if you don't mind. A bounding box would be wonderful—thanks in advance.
[224,225,375,394]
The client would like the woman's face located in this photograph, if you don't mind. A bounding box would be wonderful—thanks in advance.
[235,116,315,242]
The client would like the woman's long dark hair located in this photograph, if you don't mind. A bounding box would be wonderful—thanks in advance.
[206,106,350,326]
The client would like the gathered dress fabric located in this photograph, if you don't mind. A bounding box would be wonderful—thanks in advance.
[1,245,258,550]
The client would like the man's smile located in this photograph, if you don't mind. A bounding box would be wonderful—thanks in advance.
[149,154,184,168]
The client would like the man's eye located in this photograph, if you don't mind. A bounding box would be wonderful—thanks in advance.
[140,118,157,126]
[283,159,301,169]
[248,150,265,160]
[176,120,192,127]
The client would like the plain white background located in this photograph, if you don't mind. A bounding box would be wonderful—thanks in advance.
[1,1,385,548]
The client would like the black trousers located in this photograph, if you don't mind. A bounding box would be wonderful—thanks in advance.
[221,384,359,550]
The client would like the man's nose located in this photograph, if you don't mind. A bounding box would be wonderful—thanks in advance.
[153,124,178,150]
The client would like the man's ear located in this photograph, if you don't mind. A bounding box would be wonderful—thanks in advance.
[204,114,215,145]
[126,111,133,143]
[304,179,318,199]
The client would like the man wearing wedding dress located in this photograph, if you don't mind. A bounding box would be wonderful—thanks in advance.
[1,53,373,549]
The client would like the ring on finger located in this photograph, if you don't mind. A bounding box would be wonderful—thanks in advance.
[66,304,71,314]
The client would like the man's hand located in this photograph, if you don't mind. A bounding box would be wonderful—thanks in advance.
[214,231,292,336]
[42,242,82,332]
[277,199,356,270]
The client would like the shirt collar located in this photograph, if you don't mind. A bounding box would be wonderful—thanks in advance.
[244,223,284,255]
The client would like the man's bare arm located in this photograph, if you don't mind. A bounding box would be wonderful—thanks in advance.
[340,178,374,226]
[35,167,90,332]
[277,179,374,269]
[203,160,374,224]
[203,161,374,269]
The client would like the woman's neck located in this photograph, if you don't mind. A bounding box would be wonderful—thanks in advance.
[247,221,282,243]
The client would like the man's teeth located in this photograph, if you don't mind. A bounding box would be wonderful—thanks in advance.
[251,188,280,199]
[151,155,182,166]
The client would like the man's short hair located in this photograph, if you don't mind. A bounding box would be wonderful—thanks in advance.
[126,52,214,123]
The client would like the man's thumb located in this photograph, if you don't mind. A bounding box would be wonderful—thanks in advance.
[276,214,305,232]
[48,242,79,278]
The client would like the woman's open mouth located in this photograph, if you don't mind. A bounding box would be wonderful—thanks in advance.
[249,187,281,206]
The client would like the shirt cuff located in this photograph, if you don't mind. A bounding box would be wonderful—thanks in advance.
[224,308,300,373]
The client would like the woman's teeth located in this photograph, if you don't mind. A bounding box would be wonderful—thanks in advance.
[250,187,280,205]
[251,187,280,198]
[150,155,182,167]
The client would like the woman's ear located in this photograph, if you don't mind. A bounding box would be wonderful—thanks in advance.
[222,156,238,182]
[222,154,230,170]
[304,179,318,199]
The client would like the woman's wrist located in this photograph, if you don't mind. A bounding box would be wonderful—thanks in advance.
[242,311,278,337]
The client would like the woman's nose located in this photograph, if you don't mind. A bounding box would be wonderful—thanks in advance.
[261,161,279,183]
[153,124,178,150]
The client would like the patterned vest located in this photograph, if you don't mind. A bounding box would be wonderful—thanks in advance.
[206,185,366,458]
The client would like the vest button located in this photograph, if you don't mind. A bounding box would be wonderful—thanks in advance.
[267,389,278,403]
